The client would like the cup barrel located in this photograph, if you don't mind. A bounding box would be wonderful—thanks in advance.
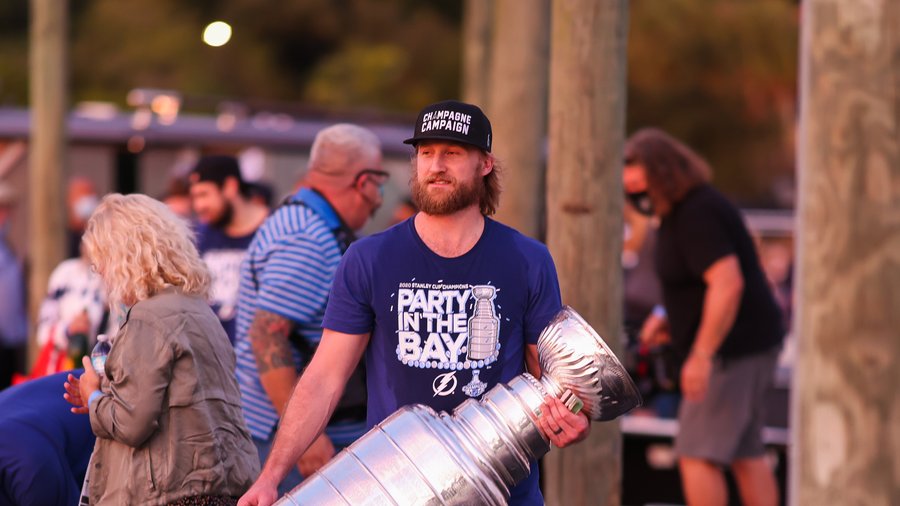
[278,305,642,506]
[278,405,508,506]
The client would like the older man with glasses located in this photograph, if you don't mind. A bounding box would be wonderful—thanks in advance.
[233,123,386,495]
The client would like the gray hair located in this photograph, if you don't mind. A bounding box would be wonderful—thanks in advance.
[308,124,382,179]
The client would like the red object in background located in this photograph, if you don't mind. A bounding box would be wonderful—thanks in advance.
[11,331,73,386]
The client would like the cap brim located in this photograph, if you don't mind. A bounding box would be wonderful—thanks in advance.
[402,134,488,152]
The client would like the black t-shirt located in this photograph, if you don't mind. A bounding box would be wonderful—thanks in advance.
[655,184,783,363]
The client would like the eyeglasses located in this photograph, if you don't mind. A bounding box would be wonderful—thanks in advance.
[353,169,391,195]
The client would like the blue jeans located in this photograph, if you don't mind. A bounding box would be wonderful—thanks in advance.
[253,436,303,497]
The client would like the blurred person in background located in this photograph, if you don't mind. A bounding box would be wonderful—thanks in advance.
[65,177,99,259]
[623,198,663,341]
[63,193,259,505]
[247,181,275,209]
[28,243,111,380]
[234,124,385,495]
[623,128,783,506]
[0,181,27,389]
[388,195,417,226]
[622,200,678,418]
[0,370,94,506]
[161,176,194,222]
[23,178,115,381]
[189,156,269,344]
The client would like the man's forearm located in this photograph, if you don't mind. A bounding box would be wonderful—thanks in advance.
[693,258,744,358]
[261,369,341,484]
[254,327,370,486]
[259,330,362,485]
[250,309,298,415]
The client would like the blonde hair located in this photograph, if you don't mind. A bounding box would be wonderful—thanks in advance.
[82,193,210,305]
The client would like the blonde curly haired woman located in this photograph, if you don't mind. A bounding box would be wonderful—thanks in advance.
[64,194,259,505]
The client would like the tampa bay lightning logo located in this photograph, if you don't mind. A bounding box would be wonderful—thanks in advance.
[432,371,458,397]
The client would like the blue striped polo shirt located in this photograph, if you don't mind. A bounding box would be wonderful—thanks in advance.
[234,188,366,445]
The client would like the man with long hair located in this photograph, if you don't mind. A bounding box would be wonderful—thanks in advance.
[239,101,589,506]
[624,128,783,506]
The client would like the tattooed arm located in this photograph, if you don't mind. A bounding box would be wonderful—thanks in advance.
[250,308,338,477]
[249,308,298,416]
[239,329,370,506]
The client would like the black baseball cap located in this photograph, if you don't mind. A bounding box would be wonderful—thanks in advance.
[403,100,492,152]
[189,155,244,187]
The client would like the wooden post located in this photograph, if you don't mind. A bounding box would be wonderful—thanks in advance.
[487,0,550,239]
[461,0,494,109]
[792,0,900,504]
[545,1,629,505]
[28,0,68,356]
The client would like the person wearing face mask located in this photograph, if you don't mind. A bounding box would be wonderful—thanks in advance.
[234,124,387,495]
[22,179,113,381]
[189,156,270,345]
[66,177,100,260]
[623,128,784,506]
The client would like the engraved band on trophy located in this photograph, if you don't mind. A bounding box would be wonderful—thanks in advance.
[276,306,642,506]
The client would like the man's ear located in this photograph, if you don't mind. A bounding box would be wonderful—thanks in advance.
[480,154,495,177]
[352,173,367,192]
[222,176,240,198]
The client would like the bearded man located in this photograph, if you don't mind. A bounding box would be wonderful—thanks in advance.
[239,100,590,506]
[189,155,269,344]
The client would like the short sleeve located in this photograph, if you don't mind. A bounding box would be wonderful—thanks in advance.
[323,243,375,334]
[256,234,340,325]
[523,246,563,344]
[676,197,736,277]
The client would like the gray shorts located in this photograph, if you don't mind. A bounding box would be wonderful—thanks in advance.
[675,348,779,465]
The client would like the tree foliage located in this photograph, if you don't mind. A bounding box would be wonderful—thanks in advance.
[627,0,799,205]
[0,0,797,204]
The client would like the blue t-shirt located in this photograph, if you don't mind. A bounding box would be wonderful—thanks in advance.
[324,217,562,505]
[196,224,256,344]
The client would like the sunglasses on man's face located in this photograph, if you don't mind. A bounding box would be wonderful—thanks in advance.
[354,169,391,194]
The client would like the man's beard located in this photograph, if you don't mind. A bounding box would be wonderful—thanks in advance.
[211,201,234,229]
[411,169,485,216]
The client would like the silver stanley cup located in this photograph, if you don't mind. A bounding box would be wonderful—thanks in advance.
[276,306,642,506]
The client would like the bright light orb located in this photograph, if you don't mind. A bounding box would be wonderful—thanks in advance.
[203,21,232,47]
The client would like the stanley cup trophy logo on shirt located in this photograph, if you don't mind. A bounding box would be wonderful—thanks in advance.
[466,285,500,361]
[276,306,643,506]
